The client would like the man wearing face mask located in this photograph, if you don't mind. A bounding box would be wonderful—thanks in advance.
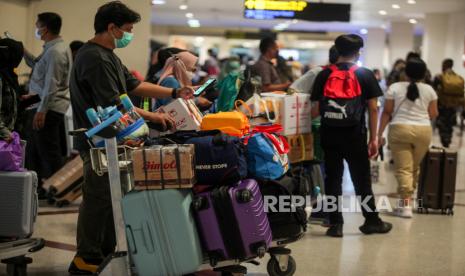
[23,12,72,198]
[251,36,291,92]
[68,2,193,274]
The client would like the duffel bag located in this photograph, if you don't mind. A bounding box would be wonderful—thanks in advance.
[151,130,247,186]
[244,124,290,180]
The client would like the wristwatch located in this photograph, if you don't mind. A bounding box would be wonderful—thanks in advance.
[171,88,178,99]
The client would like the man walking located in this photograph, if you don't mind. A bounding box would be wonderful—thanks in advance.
[434,59,465,147]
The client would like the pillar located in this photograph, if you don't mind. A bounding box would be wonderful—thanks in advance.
[364,28,387,71]
[389,22,414,68]
[423,14,449,76]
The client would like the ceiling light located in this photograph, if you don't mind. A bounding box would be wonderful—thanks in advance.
[292,19,299,24]
[407,0,416,4]
[392,4,400,9]
[179,4,188,10]
[378,10,387,15]
[409,18,418,24]
[360,28,368,35]
[151,0,166,4]
[274,23,289,31]
[185,13,193,18]
[188,19,200,28]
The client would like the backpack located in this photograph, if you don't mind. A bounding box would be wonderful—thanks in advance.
[442,71,465,97]
[319,65,363,127]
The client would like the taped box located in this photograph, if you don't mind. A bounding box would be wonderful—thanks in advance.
[285,133,314,164]
[261,92,311,136]
[132,144,195,190]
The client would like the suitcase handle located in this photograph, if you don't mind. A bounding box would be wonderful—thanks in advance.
[126,225,137,254]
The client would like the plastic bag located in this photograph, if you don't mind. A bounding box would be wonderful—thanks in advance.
[0,132,24,171]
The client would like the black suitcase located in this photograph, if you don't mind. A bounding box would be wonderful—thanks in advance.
[418,147,457,215]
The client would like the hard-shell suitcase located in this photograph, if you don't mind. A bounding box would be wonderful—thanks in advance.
[42,155,83,206]
[193,179,272,266]
[418,148,457,214]
[441,150,457,211]
[121,189,203,276]
[0,171,38,238]
[200,111,250,137]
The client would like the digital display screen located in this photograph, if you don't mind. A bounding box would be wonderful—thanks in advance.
[244,0,351,22]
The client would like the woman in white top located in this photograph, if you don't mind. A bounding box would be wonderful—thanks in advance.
[378,58,438,218]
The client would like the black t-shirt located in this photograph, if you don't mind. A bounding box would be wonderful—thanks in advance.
[311,62,382,132]
[70,42,141,151]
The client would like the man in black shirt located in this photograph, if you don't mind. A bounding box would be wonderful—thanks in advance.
[68,2,193,274]
[311,34,392,238]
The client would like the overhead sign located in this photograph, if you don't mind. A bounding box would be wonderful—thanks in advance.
[244,0,351,22]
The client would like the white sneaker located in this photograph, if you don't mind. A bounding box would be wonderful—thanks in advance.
[394,206,413,218]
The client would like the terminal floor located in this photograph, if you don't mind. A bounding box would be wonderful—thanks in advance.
[2,128,465,276]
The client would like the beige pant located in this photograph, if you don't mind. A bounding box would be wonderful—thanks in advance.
[388,124,432,199]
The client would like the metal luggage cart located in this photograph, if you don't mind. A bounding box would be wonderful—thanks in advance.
[0,238,45,276]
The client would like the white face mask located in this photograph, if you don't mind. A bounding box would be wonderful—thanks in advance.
[186,71,195,80]
[35,28,42,40]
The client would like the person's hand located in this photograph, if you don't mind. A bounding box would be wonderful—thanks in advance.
[368,137,379,159]
[148,112,176,132]
[177,87,195,99]
[378,135,386,147]
[33,112,46,130]
[196,96,212,109]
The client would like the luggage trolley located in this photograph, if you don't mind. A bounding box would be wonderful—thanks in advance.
[0,238,45,276]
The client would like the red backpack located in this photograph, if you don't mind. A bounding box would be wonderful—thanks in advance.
[320,64,364,127]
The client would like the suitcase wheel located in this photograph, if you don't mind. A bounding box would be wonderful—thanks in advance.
[267,255,296,276]
[257,246,266,258]
[236,189,253,203]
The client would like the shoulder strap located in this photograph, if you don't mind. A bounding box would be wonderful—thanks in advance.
[329,64,339,72]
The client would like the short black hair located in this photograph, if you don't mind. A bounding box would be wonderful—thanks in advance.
[406,52,420,61]
[259,37,276,55]
[405,58,426,81]
[443,58,454,69]
[70,40,84,52]
[37,12,62,35]
[329,45,339,64]
[334,34,364,57]
[94,1,141,34]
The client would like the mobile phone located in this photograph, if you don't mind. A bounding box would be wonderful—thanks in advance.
[19,94,41,110]
[194,78,216,96]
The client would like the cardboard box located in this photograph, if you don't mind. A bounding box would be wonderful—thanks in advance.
[285,133,314,164]
[261,93,311,135]
[158,99,203,132]
[132,144,195,190]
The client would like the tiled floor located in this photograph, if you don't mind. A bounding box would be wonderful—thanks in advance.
[1,127,465,276]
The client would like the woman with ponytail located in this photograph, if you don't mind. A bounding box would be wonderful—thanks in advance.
[378,58,438,218]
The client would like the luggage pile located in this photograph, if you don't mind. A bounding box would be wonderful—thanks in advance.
[83,92,325,276]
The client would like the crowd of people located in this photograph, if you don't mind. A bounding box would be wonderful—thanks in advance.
[0,0,464,274]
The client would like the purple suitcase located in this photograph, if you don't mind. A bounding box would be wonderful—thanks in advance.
[193,179,272,266]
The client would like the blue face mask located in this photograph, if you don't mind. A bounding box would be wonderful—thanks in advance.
[114,30,134,48]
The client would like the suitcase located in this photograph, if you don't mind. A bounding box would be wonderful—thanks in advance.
[43,155,83,206]
[193,179,272,266]
[418,148,457,214]
[0,171,38,238]
[121,189,203,276]
[258,179,307,243]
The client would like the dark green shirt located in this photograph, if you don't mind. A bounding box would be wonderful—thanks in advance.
[69,42,140,151]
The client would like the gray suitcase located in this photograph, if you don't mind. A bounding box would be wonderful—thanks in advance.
[0,171,38,238]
